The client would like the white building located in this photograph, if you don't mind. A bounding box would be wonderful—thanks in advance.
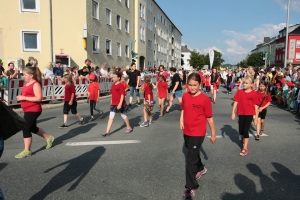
[181,45,192,70]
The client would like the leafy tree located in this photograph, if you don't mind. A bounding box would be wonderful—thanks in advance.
[247,52,264,67]
[238,59,248,68]
[188,50,205,69]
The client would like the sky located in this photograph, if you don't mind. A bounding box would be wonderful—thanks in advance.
[156,0,300,65]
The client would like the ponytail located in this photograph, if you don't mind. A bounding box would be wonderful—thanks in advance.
[23,65,42,86]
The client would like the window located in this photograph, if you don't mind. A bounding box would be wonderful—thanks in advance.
[296,53,300,60]
[117,15,121,29]
[106,39,111,55]
[154,17,156,27]
[154,34,156,44]
[148,20,153,31]
[125,45,129,58]
[117,42,121,57]
[92,35,99,53]
[125,20,129,33]
[140,3,145,19]
[297,40,300,48]
[21,30,41,52]
[20,0,40,12]
[106,8,111,25]
[125,0,129,8]
[140,26,145,41]
[92,1,99,19]
[147,39,152,49]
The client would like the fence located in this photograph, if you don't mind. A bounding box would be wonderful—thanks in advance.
[3,75,157,106]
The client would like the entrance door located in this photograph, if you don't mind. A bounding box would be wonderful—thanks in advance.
[139,56,145,70]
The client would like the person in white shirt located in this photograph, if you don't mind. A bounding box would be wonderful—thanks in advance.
[221,70,228,86]
[100,62,108,77]
[43,62,54,78]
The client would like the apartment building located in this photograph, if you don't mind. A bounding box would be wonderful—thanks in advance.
[0,0,181,71]
[139,0,182,70]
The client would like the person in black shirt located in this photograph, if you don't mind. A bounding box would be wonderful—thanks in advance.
[166,67,182,113]
[210,68,219,104]
[84,59,92,71]
[78,66,89,78]
[127,63,141,106]
[25,56,34,67]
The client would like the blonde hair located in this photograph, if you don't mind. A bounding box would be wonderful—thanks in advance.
[32,59,38,67]
[46,62,53,70]
[243,76,254,84]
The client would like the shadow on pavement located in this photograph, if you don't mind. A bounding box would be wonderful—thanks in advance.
[37,117,56,124]
[109,115,142,135]
[220,125,242,149]
[32,123,97,155]
[0,163,8,172]
[29,146,106,200]
[221,162,300,199]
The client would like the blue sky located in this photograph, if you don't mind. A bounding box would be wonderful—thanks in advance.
[156,0,300,65]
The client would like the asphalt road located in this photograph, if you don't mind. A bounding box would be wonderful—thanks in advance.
[1,87,300,200]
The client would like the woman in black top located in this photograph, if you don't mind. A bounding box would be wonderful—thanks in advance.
[210,68,219,104]
[226,69,234,94]
[165,67,182,113]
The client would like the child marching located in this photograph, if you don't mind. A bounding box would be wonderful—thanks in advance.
[180,73,216,198]
[140,75,155,127]
[255,80,272,140]
[156,75,168,117]
[232,76,258,156]
[102,72,132,136]
[210,68,219,104]
[59,74,84,128]
[87,73,103,122]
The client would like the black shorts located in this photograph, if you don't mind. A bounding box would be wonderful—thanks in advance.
[63,101,78,114]
[110,104,131,114]
[258,109,267,119]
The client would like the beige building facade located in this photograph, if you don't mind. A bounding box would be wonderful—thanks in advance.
[0,0,181,72]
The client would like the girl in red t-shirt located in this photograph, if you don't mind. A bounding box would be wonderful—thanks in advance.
[210,68,219,104]
[15,66,54,158]
[140,75,154,127]
[205,75,211,93]
[156,75,168,117]
[59,74,84,128]
[232,76,258,156]
[102,73,132,136]
[180,73,216,198]
[255,80,272,140]
[87,73,103,122]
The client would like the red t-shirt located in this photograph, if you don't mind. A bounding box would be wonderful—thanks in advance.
[156,71,169,82]
[64,84,76,101]
[87,82,100,101]
[205,77,210,86]
[181,92,213,136]
[233,90,258,115]
[111,83,126,105]
[256,91,272,110]
[21,81,42,112]
[157,81,168,98]
[144,83,154,101]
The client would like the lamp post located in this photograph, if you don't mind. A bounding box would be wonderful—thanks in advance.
[284,0,291,67]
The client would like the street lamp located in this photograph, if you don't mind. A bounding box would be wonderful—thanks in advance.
[284,0,291,67]
[255,40,271,67]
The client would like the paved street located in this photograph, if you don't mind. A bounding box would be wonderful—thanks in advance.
[1,87,300,200]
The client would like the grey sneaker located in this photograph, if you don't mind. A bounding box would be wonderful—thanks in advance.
[140,121,149,127]
[125,128,133,134]
[149,118,154,124]
[79,118,85,125]
[88,117,94,122]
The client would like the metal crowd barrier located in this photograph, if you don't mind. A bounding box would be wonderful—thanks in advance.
[3,75,157,106]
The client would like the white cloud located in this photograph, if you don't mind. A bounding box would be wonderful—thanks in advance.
[222,23,286,64]
[202,46,223,54]
[276,0,300,12]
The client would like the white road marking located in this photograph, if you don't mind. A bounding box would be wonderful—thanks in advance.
[206,133,268,138]
[66,140,141,146]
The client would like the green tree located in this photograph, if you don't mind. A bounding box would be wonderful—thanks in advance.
[246,52,264,67]
[238,59,248,68]
[204,50,225,69]
[188,50,205,69]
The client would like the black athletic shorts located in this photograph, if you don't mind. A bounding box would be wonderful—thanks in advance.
[63,101,78,114]
[258,109,267,119]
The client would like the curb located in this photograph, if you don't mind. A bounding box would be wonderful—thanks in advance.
[13,95,112,114]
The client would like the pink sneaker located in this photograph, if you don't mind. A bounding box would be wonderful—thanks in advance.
[183,189,196,198]
[195,166,207,180]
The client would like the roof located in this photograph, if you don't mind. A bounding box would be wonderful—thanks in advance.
[181,45,191,53]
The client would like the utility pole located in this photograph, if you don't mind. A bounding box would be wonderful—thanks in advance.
[284,0,291,67]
